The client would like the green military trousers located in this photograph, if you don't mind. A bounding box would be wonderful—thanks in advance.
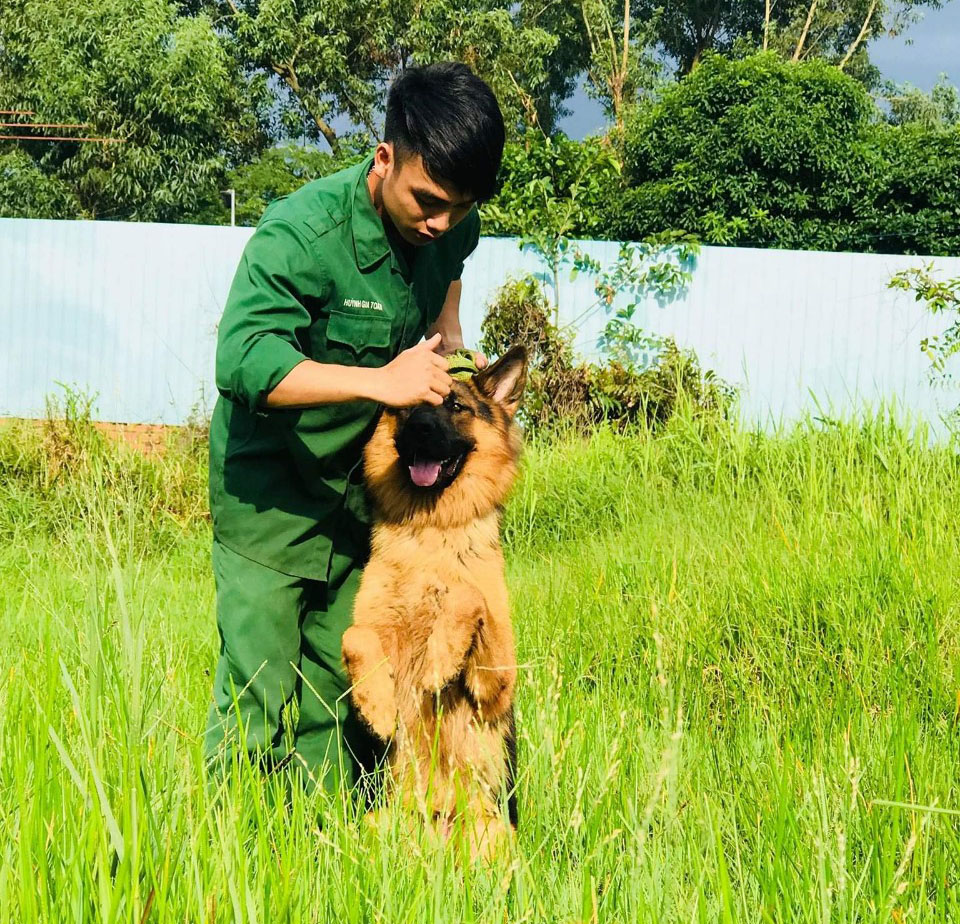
[203,536,382,795]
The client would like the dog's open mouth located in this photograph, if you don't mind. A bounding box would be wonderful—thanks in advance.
[407,455,465,489]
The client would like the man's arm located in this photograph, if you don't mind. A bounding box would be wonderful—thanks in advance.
[425,280,487,366]
[215,219,451,412]
[264,334,451,409]
[272,277,483,408]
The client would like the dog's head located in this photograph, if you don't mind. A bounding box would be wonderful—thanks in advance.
[364,345,528,527]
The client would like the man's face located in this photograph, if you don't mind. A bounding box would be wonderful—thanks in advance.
[372,143,475,247]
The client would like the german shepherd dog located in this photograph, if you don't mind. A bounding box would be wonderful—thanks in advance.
[341,346,527,859]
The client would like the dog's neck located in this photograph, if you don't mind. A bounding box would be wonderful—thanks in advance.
[370,508,504,560]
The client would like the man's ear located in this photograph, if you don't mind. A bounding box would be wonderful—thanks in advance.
[474,345,528,417]
[371,141,393,180]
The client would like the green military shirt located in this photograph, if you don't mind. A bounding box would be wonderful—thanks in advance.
[209,155,481,580]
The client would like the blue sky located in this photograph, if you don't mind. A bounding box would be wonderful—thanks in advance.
[558,2,960,138]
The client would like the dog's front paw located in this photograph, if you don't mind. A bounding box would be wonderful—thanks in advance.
[464,662,515,721]
[423,632,469,693]
[342,626,398,741]
[355,684,398,741]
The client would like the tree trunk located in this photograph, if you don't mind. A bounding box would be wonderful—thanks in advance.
[838,0,878,70]
[792,0,819,61]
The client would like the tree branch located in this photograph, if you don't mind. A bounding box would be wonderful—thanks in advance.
[620,0,630,93]
[271,61,340,153]
[792,0,818,61]
[838,0,878,70]
[763,0,772,51]
[506,68,544,136]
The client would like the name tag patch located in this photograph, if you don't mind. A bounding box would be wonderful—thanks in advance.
[342,298,383,311]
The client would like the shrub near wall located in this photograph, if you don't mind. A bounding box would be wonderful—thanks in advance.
[480,276,734,432]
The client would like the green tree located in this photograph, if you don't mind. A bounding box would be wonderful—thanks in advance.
[205,0,386,153]
[633,0,768,74]
[0,0,268,221]
[0,150,83,219]
[612,54,873,246]
[481,135,622,240]
[632,0,947,80]
[577,0,663,131]
[883,74,960,128]
[202,0,561,147]
[400,4,559,136]
[516,0,594,135]
[608,53,960,254]
[770,0,945,75]
[223,143,366,226]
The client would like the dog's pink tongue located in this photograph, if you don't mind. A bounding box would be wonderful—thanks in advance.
[409,461,441,487]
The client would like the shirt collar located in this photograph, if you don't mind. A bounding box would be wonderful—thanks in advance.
[351,155,392,271]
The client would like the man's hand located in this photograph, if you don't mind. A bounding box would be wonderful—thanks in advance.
[370,333,453,407]
[427,279,488,369]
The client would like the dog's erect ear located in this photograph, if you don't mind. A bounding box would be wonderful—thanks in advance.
[474,346,528,417]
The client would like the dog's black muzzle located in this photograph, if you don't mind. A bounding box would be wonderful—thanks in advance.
[394,406,474,490]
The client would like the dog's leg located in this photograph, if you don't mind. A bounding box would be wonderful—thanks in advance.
[465,793,514,863]
[463,614,516,722]
[505,706,519,829]
[342,625,397,741]
[422,584,486,693]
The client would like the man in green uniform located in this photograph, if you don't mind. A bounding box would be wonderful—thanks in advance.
[204,62,505,795]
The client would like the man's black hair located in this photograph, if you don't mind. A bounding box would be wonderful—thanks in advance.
[384,62,505,203]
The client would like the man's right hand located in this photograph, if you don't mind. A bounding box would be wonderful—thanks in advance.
[370,333,453,407]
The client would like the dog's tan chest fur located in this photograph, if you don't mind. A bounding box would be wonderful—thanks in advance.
[370,513,506,628]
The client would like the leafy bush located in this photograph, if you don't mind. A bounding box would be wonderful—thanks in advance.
[609,53,873,249]
[889,263,960,432]
[604,53,960,256]
[0,150,85,219]
[848,125,960,256]
[480,275,733,432]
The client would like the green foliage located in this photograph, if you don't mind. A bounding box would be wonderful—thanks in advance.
[609,52,960,255]
[851,122,960,255]
[576,0,664,129]
[0,150,84,219]
[884,74,960,129]
[515,0,592,134]
[889,263,960,383]
[481,135,622,240]
[480,274,733,432]
[403,5,560,137]
[202,0,560,148]
[635,0,940,79]
[634,0,769,74]
[569,236,700,365]
[481,136,624,318]
[223,143,366,226]
[0,0,269,222]
[479,276,585,428]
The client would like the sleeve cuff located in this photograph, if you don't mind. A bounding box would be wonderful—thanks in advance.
[230,334,307,412]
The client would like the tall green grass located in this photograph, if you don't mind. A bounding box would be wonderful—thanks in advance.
[3,407,960,922]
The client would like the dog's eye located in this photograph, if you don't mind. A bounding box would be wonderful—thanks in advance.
[448,400,469,414]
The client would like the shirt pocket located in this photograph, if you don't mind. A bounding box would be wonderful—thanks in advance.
[323,307,394,366]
